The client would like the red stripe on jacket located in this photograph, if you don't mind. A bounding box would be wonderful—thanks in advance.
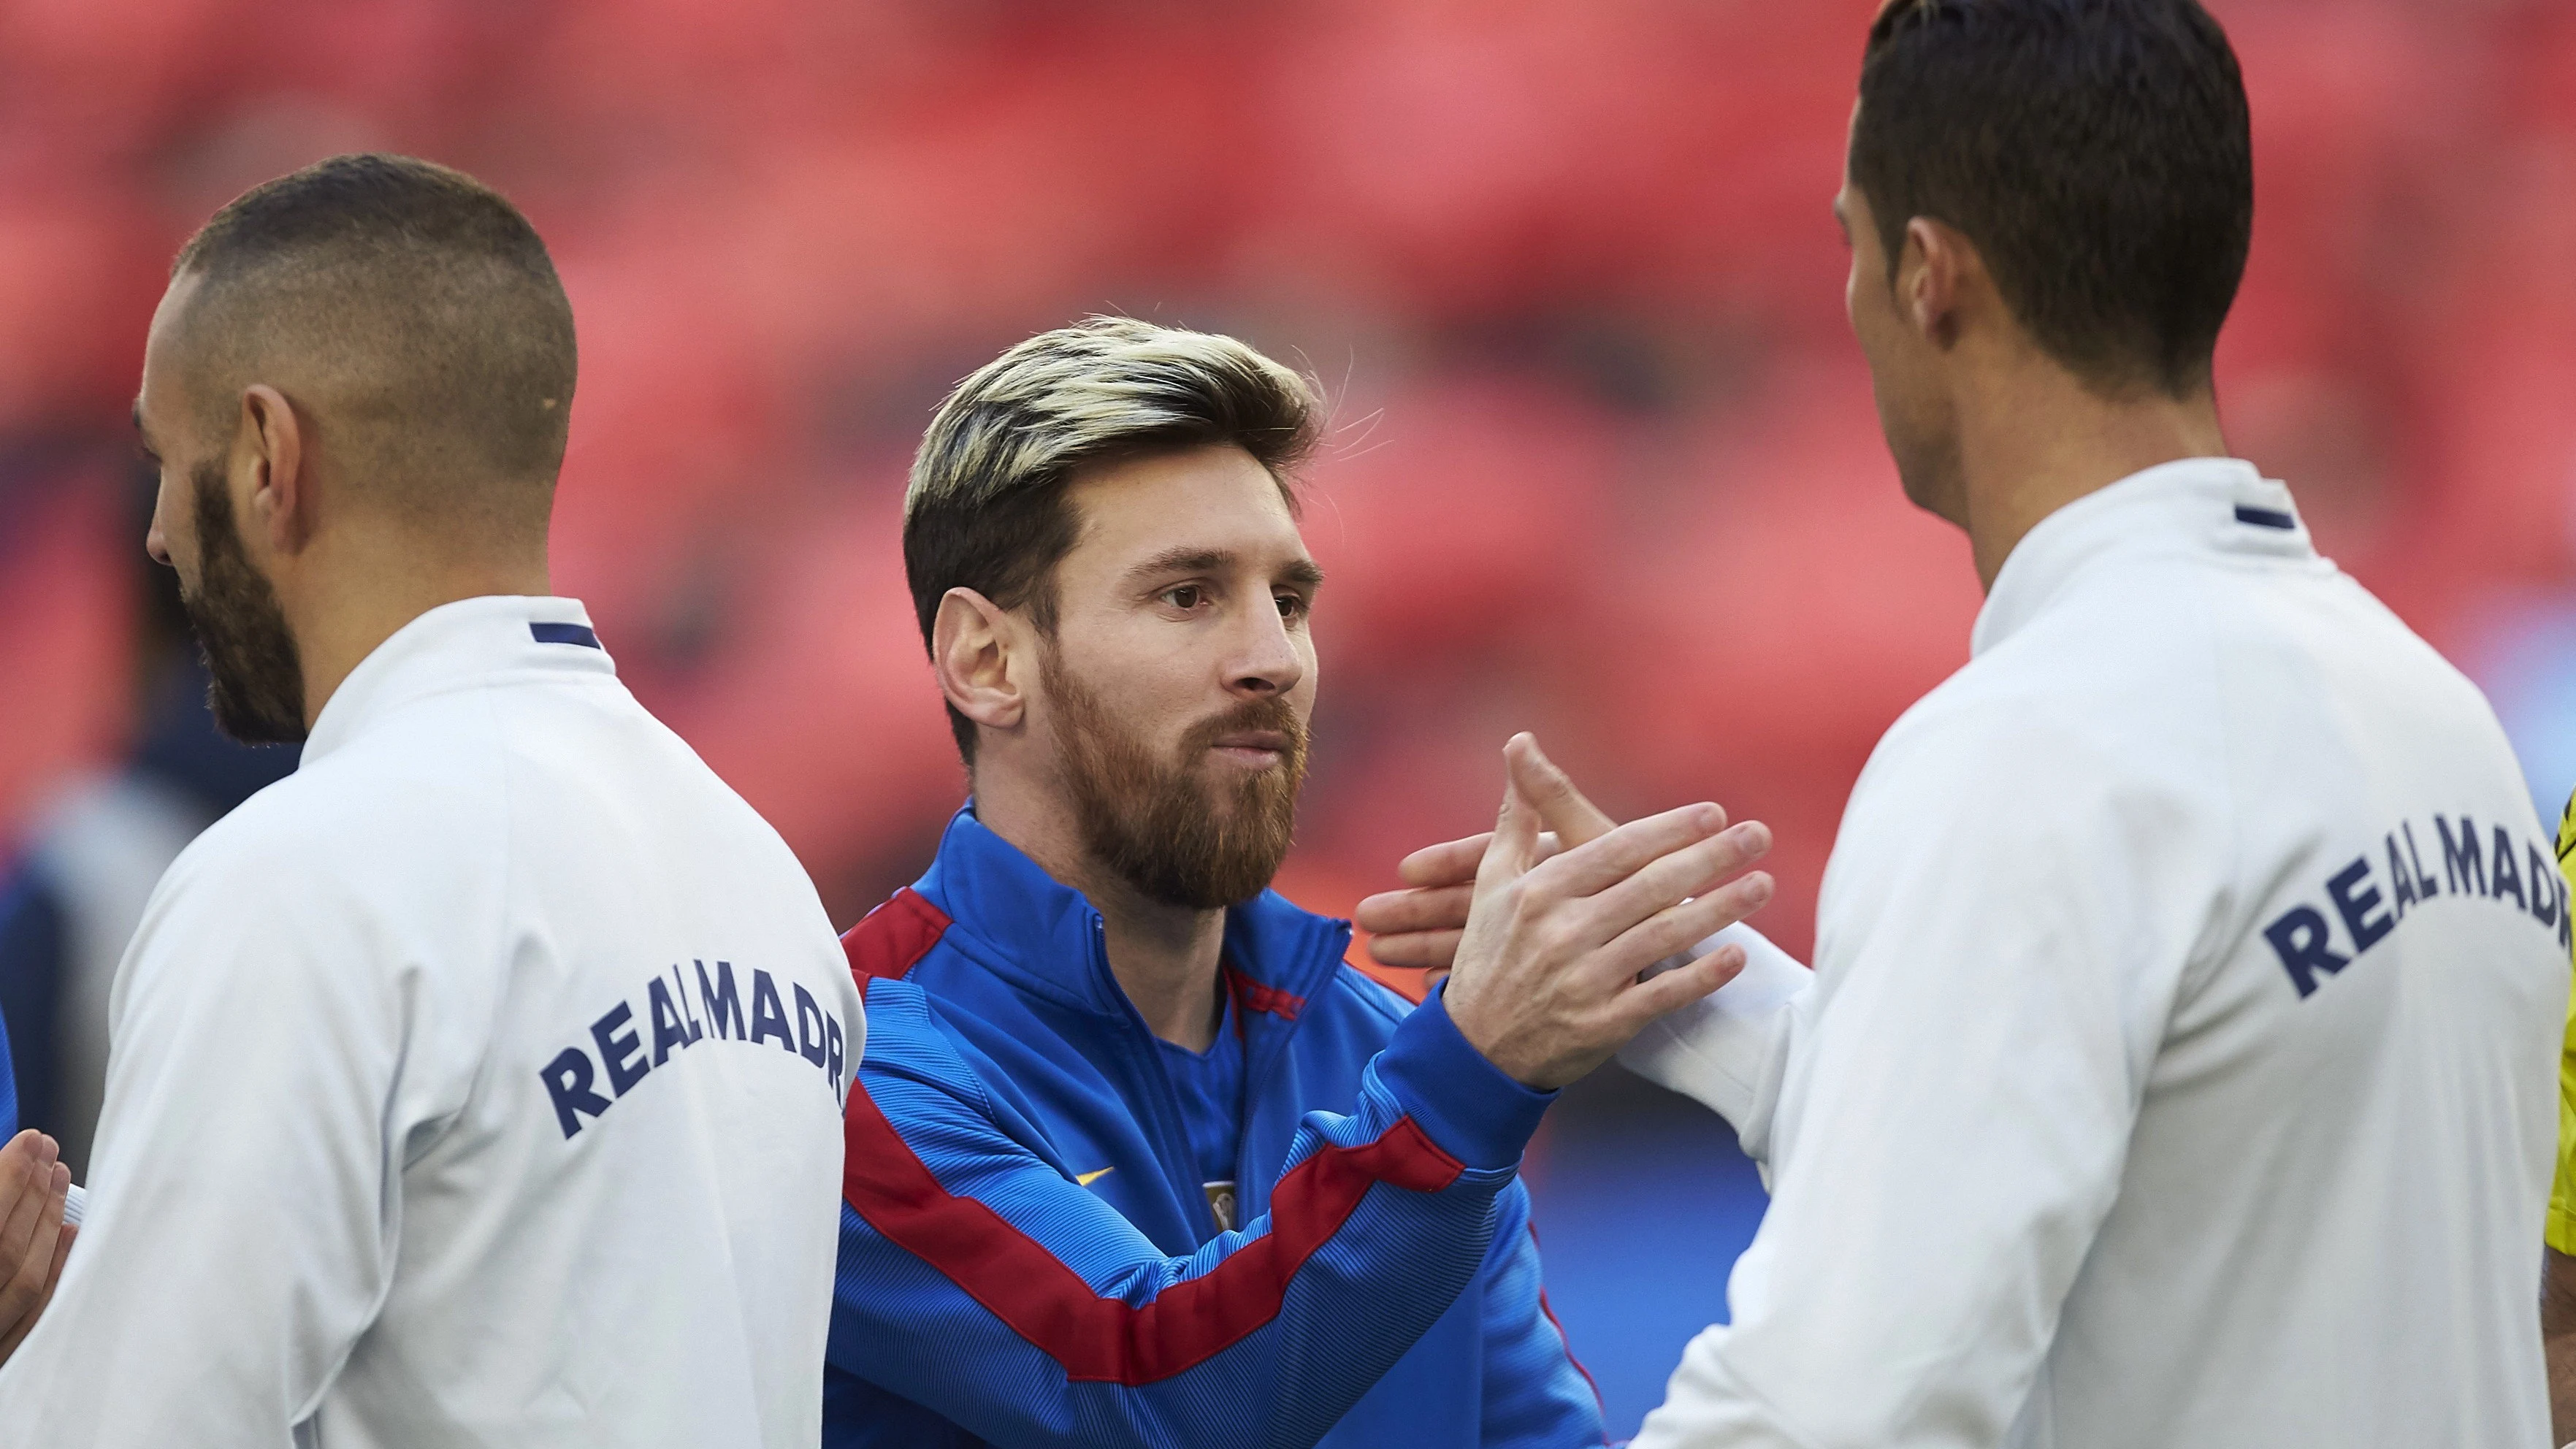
[1222,964,1305,1022]
[841,1051,1467,1385]
[844,887,951,983]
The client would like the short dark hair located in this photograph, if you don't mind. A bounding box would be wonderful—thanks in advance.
[903,316,1323,765]
[172,153,576,518]
[1851,0,2252,397]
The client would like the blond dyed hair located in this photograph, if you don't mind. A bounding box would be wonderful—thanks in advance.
[903,316,1323,762]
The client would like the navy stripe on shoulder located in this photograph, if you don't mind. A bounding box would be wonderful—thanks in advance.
[2233,505,2296,531]
[530,622,603,648]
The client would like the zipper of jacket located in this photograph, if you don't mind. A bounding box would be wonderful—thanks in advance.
[1090,917,1224,1243]
[1229,917,1349,1226]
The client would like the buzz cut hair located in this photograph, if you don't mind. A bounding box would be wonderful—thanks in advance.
[170,153,577,527]
[904,316,1324,765]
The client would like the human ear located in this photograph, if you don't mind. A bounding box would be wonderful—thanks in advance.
[239,384,310,555]
[1900,217,1965,351]
[933,588,1026,738]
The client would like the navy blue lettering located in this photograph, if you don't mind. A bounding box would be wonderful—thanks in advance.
[2560,874,2572,952]
[2326,857,2393,955]
[670,967,706,1043]
[826,1014,846,1096]
[592,1002,651,1096]
[751,969,795,1051]
[2531,844,2561,928]
[2401,822,2439,898]
[794,984,830,1069]
[542,1047,614,1139]
[2266,905,2351,999]
[2490,826,2526,909]
[697,960,744,1041]
[2438,816,2485,897]
[2385,836,2418,920]
[649,977,693,1066]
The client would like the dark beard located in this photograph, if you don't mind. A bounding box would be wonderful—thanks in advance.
[1044,651,1307,911]
[183,461,308,745]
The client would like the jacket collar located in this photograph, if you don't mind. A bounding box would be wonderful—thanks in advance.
[917,806,1352,1022]
[302,595,611,766]
[1972,457,2317,659]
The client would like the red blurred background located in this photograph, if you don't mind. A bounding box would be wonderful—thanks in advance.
[9,0,2576,1431]
[7,0,2576,941]
[12,0,2576,957]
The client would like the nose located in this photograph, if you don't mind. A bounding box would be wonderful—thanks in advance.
[1225,598,1305,699]
[145,501,172,567]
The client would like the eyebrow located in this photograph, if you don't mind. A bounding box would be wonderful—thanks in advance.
[1123,546,1326,591]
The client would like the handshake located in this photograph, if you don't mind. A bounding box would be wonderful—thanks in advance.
[1358,733,1776,1091]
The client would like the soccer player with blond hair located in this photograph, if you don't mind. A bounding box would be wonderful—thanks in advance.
[821,316,1779,1445]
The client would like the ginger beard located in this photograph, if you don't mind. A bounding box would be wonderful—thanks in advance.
[183,459,307,745]
[1042,648,1307,911]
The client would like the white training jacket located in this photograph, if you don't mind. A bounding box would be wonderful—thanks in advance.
[1621,459,2564,1448]
[0,596,865,1449]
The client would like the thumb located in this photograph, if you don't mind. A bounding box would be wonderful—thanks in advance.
[1506,733,1618,850]
[1477,735,1545,893]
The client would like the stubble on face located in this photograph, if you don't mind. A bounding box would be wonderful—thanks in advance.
[1043,646,1307,911]
[183,459,308,744]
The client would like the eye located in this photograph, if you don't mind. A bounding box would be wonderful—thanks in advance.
[1161,584,1206,611]
[1274,592,1309,621]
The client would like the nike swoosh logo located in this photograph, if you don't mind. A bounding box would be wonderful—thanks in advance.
[1075,1167,1115,1187]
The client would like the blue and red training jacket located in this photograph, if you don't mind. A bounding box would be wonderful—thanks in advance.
[822,807,1607,1447]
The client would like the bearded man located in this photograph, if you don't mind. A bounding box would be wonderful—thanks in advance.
[0,155,863,1446]
[823,316,1779,1448]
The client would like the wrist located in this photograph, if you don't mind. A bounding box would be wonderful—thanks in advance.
[1374,982,1556,1171]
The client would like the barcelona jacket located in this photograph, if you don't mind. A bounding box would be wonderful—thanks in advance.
[822,808,1606,1447]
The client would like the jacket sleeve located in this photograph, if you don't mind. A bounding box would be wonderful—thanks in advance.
[1476,1193,1609,1448]
[829,978,1553,1448]
[1616,922,1808,1162]
[1629,718,2184,1448]
[0,843,429,1445]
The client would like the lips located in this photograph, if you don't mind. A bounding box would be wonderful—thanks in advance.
[1212,730,1291,754]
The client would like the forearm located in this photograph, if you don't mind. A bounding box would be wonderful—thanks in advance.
[2544,1247,2576,1445]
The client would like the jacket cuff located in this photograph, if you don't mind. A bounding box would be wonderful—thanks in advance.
[1374,982,1555,1172]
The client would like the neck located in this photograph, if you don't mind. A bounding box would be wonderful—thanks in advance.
[973,781,1227,1052]
[286,529,552,730]
[1950,359,2229,592]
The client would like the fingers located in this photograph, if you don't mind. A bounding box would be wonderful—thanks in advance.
[1391,832,1560,895]
[1503,735,1618,851]
[1602,870,1778,979]
[1396,833,1491,889]
[0,1152,65,1346]
[1616,940,1752,1022]
[1525,800,1728,901]
[0,1133,55,1273]
[1367,928,1463,970]
[1353,882,1472,938]
[1584,820,1773,944]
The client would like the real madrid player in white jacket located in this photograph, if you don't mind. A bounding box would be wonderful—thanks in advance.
[1362,2,2565,1445]
[0,155,863,1447]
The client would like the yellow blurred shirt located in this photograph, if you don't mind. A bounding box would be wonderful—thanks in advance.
[2550,788,2576,1254]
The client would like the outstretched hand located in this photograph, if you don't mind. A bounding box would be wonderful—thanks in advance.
[0,1128,75,1365]
[1357,737,1625,971]
[1435,735,1774,1090]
